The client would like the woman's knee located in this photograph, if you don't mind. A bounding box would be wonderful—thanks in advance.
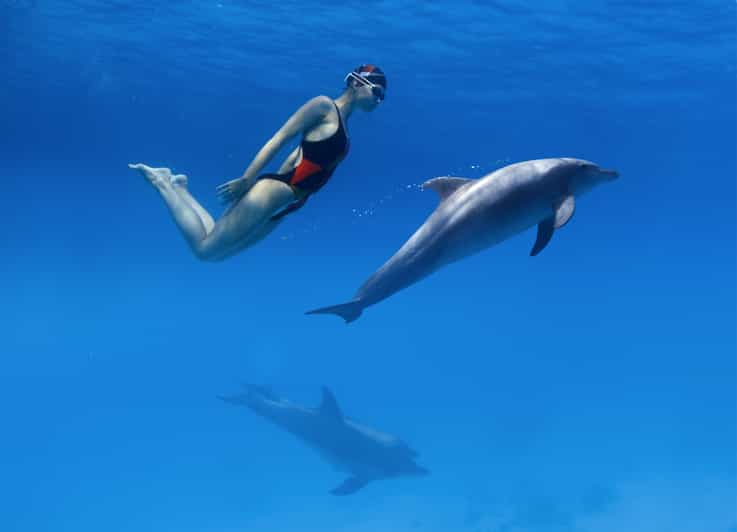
[192,239,225,262]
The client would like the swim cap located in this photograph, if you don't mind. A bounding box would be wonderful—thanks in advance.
[347,64,387,90]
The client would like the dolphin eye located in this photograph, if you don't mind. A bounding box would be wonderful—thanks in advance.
[579,163,597,173]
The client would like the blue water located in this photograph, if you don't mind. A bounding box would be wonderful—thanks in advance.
[1,1,735,530]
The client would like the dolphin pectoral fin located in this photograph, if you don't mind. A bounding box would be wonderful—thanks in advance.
[318,386,344,420]
[306,300,363,323]
[421,176,474,201]
[330,477,369,496]
[554,194,575,228]
[530,217,555,256]
[531,195,575,256]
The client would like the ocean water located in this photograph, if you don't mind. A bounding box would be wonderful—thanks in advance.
[1,1,735,531]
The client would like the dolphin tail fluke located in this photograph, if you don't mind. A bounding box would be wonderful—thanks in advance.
[306,300,363,323]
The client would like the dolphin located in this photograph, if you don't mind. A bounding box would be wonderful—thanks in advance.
[219,384,428,495]
[308,158,618,323]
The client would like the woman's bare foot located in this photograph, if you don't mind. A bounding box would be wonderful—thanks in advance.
[128,163,174,190]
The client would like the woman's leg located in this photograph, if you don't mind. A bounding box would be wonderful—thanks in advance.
[210,216,284,261]
[130,164,210,248]
[195,178,295,260]
[130,163,295,261]
[171,172,215,234]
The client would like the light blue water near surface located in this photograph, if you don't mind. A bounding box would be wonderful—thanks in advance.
[1,1,735,531]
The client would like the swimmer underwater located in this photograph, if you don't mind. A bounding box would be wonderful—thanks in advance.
[129,65,387,261]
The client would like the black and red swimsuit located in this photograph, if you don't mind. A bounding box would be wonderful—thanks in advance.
[261,102,349,220]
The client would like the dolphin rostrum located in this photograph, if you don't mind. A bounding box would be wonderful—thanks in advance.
[308,157,618,323]
[219,384,428,495]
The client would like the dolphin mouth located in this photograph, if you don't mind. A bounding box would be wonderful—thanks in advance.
[600,168,619,180]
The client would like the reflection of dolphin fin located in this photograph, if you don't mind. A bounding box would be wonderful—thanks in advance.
[531,217,554,256]
[330,477,369,496]
[306,300,362,323]
[422,176,474,202]
[318,386,344,420]
[554,195,575,228]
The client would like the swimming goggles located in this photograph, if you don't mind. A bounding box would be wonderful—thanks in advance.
[345,72,385,102]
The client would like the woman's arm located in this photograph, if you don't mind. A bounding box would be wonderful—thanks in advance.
[240,95,333,182]
[216,96,333,204]
[277,145,301,175]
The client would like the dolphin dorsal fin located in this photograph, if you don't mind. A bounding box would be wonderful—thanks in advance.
[319,387,344,420]
[421,176,473,202]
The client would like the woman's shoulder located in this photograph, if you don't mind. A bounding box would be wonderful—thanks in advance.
[303,95,336,112]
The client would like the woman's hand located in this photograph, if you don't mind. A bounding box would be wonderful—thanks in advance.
[216,176,251,205]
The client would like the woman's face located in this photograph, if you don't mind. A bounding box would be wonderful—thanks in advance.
[351,78,384,111]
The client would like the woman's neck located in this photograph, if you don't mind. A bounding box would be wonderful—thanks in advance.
[334,91,356,121]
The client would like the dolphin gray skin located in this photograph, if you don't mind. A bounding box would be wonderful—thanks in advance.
[308,158,618,323]
[219,384,428,496]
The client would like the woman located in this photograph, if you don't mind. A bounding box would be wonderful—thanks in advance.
[129,65,387,262]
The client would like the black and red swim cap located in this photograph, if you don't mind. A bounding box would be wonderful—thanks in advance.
[348,64,387,90]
